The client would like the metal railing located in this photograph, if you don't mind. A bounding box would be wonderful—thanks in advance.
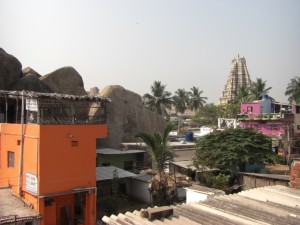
[237,113,283,120]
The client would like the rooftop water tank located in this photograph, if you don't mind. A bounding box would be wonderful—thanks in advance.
[261,94,269,100]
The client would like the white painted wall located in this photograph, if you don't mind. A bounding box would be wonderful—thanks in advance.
[186,189,209,204]
[128,177,152,204]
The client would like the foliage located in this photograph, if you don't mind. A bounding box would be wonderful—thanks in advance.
[112,169,120,198]
[191,103,221,126]
[101,169,120,216]
[101,197,119,216]
[219,102,240,119]
[135,124,176,206]
[193,128,281,175]
[249,78,272,100]
[211,173,230,190]
[235,85,250,103]
[135,123,174,178]
[187,86,207,112]
[285,76,300,104]
[173,88,188,114]
[143,81,173,117]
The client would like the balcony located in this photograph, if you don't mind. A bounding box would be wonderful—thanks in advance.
[237,113,283,121]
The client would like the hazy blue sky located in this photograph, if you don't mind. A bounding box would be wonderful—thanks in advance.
[1,0,299,103]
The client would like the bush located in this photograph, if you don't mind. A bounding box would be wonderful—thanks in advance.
[211,173,230,190]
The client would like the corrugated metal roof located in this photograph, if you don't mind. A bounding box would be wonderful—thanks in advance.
[96,166,137,181]
[186,184,225,195]
[132,174,153,182]
[102,185,300,224]
[96,148,145,155]
[239,172,290,181]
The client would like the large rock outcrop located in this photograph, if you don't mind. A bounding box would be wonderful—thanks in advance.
[11,73,52,93]
[22,67,41,78]
[94,85,166,149]
[0,48,22,90]
[40,66,87,95]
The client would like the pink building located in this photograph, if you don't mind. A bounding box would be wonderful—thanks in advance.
[238,95,300,156]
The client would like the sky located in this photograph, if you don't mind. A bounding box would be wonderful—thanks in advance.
[1,0,299,104]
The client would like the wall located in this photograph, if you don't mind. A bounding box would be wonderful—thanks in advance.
[129,175,152,204]
[290,160,300,188]
[260,100,272,114]
[97,153,138,170]
[241,175,289,190]
[186,189,209,203]
[0,123,105,225]
[38,125,107,195]
[0,123,40,195]
[240,102,260,115]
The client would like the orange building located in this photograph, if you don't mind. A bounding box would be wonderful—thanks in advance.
[0,91,109,225]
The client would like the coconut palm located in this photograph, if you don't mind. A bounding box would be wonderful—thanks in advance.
[249,78,272,100]
[285,76,300,104]
[135,123,174,180]
[187,86,207,112]
[173,89,188,114]
[235,85,250,103]
[143,81,173,117]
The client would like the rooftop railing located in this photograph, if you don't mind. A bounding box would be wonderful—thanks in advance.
[237,113,283,120]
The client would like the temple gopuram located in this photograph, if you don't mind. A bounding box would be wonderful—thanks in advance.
[218,55,252,105]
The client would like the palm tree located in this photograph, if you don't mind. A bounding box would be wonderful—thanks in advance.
[135,124,174,180]
[187,86,207,112]
[173,89,188,114]
[250,78,272,100]
[143,81,173,117]
[235,85,250,103]
[285,76,300,104]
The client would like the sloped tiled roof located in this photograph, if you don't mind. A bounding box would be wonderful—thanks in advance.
[102,185,300,225]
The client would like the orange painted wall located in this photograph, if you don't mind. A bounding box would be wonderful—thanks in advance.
[0,123,106,225]
[38,125,106,195]
[0,123,40,195]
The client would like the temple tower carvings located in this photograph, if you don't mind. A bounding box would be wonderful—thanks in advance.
[218,55,252,105]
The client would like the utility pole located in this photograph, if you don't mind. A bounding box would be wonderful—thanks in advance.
[287,123,291,167]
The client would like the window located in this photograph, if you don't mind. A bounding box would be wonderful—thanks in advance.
[297,125,300,130]
[124,161,134,171]
[8,151,14,168]
[247,106,253,113]
[71,141,78,147]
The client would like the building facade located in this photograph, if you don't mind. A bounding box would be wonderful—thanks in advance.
[0,91,109,225]
[238,96,300,158]
[218,55,252,105]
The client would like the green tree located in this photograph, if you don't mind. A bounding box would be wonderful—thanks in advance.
[135,124,175,206]
[135,123,174,179]
[249,78,272,100]
[219,102,240,119]
[191,103,221,126]
[173,89,188,114]
[143,81,173,117]
[193,128,280,175]
[188,86,208,112]
[285,76,300,104]
[235,85,250,103]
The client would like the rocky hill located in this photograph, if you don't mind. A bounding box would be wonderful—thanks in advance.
[0,48,165,148]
